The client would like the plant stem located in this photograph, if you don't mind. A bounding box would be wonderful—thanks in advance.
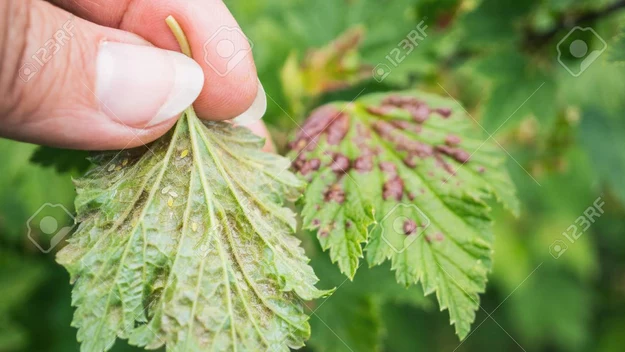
[165,15,193,57]
[165,15,198,118]
[525,0,625,48]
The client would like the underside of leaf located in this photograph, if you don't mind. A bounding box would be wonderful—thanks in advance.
[57,109,331,352]
[288,91,519,338]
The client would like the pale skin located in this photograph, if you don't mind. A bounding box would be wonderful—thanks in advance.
[0,0,274,151]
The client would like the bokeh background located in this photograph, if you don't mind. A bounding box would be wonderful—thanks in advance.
[2,0,625,351]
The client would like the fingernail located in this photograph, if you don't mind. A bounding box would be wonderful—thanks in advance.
[232,79,267,126]
[96,42,204,128]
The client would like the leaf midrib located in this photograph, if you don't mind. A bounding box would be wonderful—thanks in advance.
[188,112,236,351]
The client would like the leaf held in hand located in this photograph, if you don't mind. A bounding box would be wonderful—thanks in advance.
[58,110,331,351]
[288,90,518,339]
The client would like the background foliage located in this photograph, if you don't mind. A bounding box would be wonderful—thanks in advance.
[2,0,625,351]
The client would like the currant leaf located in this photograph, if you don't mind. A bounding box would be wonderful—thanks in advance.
[57,109,331,352]
[288,90,518,338]
[30,146,91,174]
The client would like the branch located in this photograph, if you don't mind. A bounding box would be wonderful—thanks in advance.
[524,0,625,48]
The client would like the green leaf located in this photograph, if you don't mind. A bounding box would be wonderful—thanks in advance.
[30,146,91,174]
[472,51,556,132]
[57,108,332,352]
[289,90,518,338]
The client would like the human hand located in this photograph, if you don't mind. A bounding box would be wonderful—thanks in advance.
[0,0,272,151]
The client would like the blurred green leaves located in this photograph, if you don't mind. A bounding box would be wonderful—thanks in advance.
[471,51,557,133]
[579,107,625,205]
[0,251,46,351]
[0,140,75,244]
[280,26,371,115]
[607,26,625,62]
[459,0,538,48]
[308,254,430,352]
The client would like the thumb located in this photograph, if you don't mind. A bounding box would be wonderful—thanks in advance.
[0,0,204,150]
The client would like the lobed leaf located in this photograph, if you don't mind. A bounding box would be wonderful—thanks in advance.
[57,109,331,352]
[30,146,91,174]
[288,90,518,338]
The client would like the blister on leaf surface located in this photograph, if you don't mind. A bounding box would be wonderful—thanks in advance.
[288,90,519,338]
